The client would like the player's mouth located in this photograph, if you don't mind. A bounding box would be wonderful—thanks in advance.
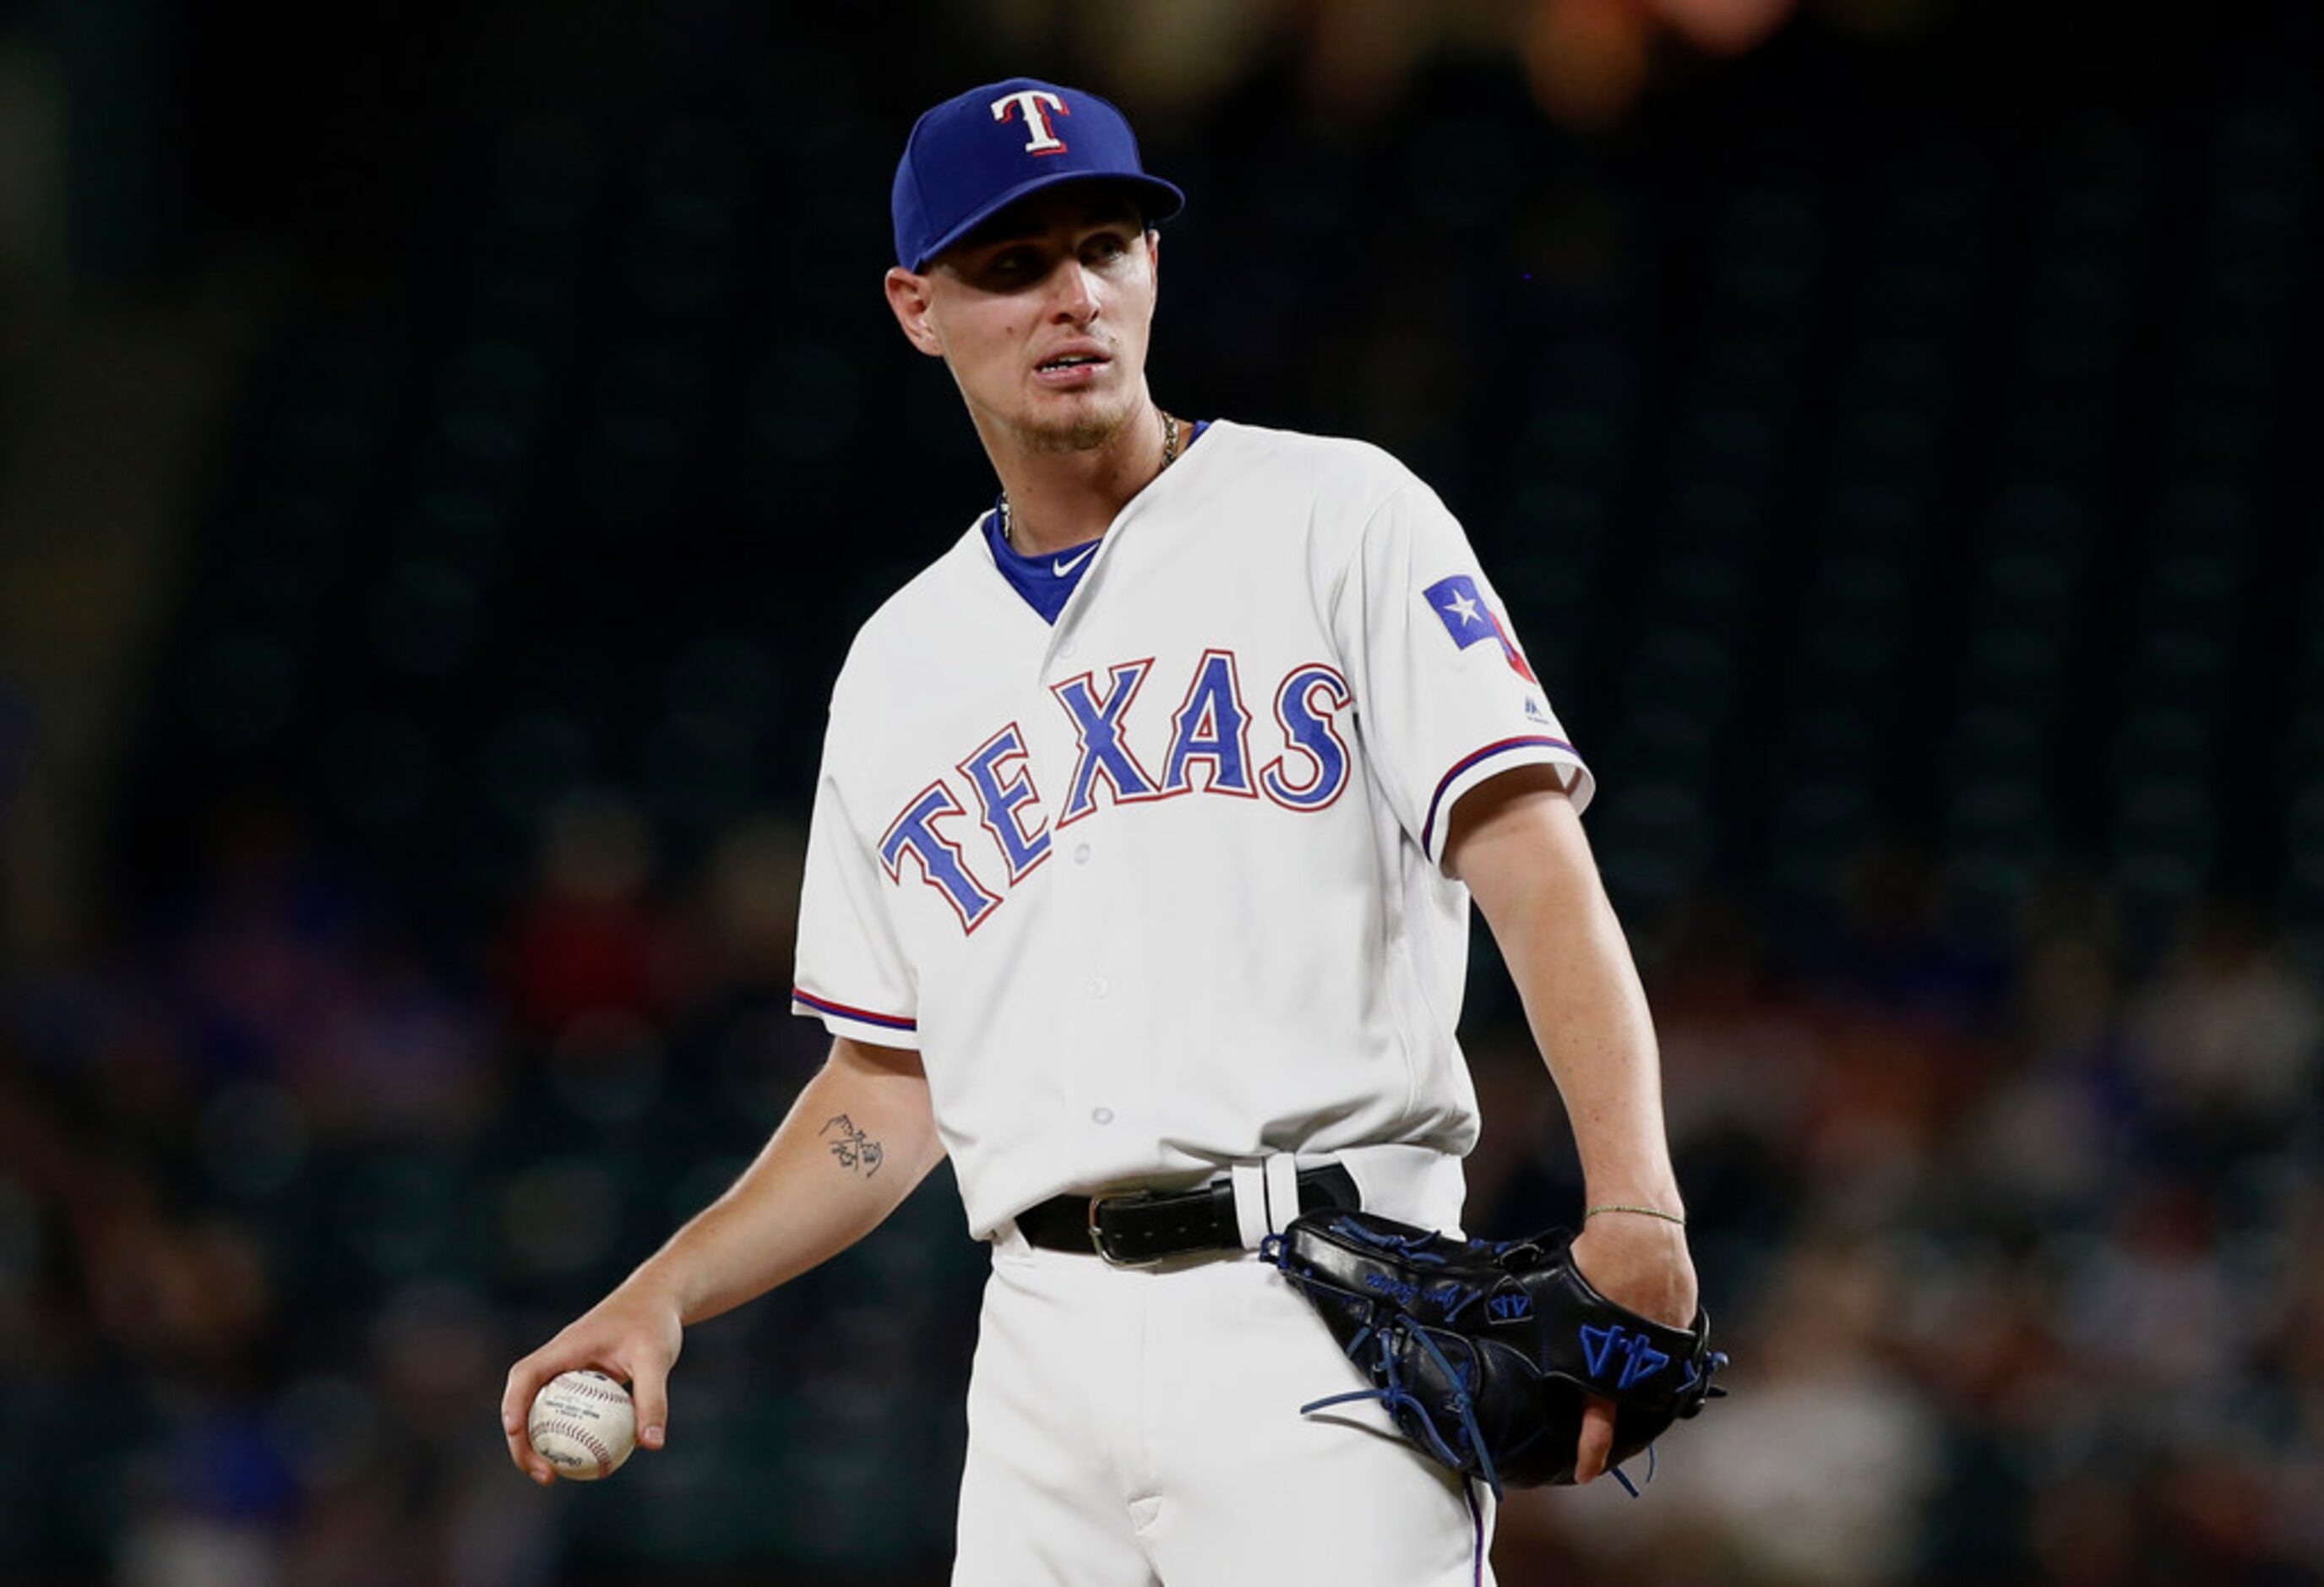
[1033,348,1110,390]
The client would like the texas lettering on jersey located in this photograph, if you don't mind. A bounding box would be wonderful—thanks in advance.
[879,649,1354,932]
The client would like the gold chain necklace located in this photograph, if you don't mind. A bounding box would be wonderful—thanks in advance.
[1001,411,1180,546]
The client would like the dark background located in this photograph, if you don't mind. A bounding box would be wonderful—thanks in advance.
[2,1,2320,1582]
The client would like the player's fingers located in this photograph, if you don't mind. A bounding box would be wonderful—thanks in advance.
[627,1358,671,1451]
[500,1359,540,1438]
[501,1357,563,1486]
[504,1421,556,1485]
[1575,1394,1617,1485]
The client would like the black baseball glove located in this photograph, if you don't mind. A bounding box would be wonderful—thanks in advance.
[1261,1209,1725,1497]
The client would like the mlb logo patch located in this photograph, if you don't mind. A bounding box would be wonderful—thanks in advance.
[1423,574,1537,683]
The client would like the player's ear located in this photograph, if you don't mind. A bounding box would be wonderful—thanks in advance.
[884,267,946,358]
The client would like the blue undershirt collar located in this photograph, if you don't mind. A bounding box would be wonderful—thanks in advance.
[983,419,1210,624]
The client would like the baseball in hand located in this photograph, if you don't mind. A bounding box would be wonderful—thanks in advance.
[527,1369,637,1481]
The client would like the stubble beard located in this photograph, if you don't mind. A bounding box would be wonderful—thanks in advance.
[1011,391,1139,455]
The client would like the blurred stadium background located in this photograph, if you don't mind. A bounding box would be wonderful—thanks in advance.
[3,0,2321,1582]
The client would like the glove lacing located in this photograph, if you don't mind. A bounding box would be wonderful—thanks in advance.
[1294,1303,1507,1499]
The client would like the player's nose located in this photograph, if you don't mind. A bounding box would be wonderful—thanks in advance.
[1048,259,1102,323]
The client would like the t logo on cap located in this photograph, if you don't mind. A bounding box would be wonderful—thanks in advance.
[890,77,1186,271]
[993,89,1070,155]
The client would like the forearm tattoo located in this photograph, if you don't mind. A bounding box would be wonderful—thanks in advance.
[820,1114,884,1178]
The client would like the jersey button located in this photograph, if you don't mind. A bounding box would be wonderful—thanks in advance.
[1091,1106,1115,1126]
[1058,639,1079,659]
[1073,842,1091,865]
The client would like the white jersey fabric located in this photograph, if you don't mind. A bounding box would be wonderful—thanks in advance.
[791,419,1592,1240]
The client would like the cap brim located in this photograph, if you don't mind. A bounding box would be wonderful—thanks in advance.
[909,171,1186,271]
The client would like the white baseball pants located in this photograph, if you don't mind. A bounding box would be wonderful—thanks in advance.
[951,1226,1497,1586]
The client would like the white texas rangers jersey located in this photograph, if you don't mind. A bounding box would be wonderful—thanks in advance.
[791,420,1593,1239]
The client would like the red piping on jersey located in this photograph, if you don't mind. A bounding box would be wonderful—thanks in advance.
[1419,735,1580,854]
[792,989,917,1032]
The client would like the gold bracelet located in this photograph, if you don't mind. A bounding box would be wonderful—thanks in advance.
[1584,1204,1686,1227]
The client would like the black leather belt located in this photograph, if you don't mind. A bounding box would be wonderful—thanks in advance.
[1015,1164,1360,1264]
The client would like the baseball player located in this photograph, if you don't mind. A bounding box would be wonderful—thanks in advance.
[503,78,1698,1585]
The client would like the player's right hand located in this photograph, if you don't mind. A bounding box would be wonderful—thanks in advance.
[501,1288,684,1485]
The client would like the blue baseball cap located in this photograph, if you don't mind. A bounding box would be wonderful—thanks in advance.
[891,78,1185,271]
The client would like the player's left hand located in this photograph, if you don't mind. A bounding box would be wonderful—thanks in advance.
[1566,1213,1697,1485]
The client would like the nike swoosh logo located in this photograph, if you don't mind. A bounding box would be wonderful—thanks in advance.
[1053,546,1098,576]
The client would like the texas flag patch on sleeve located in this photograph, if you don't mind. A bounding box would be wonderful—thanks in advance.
[1423,574,1538,684]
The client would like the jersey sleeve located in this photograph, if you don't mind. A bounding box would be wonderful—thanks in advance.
[1335,477,1595,869]
[791,721,921,1050]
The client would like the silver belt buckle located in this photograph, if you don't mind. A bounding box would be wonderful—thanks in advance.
[1086,1190,1162,1267]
